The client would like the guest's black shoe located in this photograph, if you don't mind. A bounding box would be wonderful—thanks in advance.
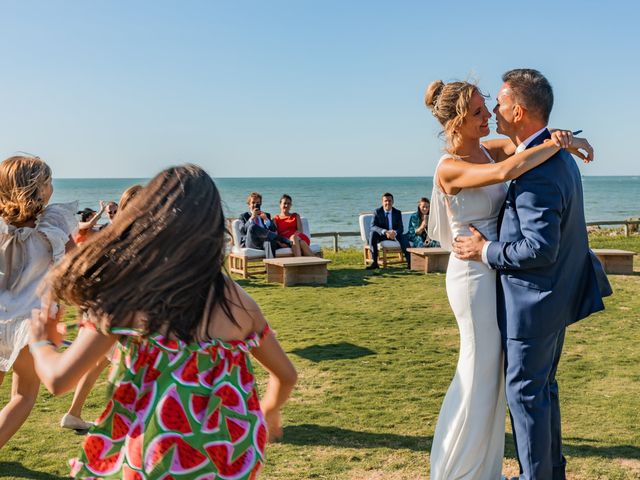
[366,262,379,270]
[278,236,293,247]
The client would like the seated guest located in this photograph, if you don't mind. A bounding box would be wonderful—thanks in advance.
[408,197,440,248]
[366,192,411,269]
[240,192,291,254]
[274,194,313,257]
[75,203,105,245]
[104,201,118,224]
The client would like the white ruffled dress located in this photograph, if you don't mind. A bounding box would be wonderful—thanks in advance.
[0,202,77,371]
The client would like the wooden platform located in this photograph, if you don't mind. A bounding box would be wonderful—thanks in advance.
[264,257,332,286]
[406,247,450,273]
[592,249,636,275]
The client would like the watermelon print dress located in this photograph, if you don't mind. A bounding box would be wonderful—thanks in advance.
[70,326,270,480]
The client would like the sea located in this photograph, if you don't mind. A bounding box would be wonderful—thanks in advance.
[51,176,640,248]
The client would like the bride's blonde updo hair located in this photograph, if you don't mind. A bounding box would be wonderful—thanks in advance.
[425,80,479,152]
[0,155,52,225]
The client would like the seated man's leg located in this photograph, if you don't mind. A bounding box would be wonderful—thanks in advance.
[397,234,411,268]
[245,223,270,250]
[368,231,385,265]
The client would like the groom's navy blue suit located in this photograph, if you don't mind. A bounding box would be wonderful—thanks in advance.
[486,129,610,480]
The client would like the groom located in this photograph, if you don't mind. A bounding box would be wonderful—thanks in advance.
[453,69,610,480]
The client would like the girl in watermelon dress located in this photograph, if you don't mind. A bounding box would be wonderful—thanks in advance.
[29,165,298,479]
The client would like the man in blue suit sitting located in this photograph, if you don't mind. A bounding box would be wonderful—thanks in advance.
[239,192,291,254]
[366,192,410,269]
[453,69,610,480]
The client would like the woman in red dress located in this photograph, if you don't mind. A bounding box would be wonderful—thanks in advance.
[273,194,313,257]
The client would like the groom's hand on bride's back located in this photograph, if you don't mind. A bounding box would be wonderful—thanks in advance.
[453,226,486,261]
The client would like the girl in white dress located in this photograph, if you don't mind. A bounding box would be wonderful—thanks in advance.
[0,155,76,448]
[423,80,592,479]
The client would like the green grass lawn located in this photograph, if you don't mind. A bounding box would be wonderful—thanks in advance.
[1,236,639,479]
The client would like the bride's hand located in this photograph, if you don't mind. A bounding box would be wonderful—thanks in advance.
[549,129,574,148]
[567,137,594,163]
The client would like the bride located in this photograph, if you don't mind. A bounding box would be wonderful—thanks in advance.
[424,80,592,479]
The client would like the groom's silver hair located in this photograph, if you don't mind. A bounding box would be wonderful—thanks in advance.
[502,69,554,124]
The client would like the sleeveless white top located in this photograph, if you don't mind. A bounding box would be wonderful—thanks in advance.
[428,148,508,250]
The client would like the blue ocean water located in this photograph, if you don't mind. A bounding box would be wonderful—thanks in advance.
[51,176,639,247]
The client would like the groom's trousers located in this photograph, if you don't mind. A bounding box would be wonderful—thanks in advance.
[504,328,567,480]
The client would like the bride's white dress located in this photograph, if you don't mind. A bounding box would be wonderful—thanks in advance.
[428,151,508,480]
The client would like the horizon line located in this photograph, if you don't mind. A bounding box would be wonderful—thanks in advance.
[53,174,640,180]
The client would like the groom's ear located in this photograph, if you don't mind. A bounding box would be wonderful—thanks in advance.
[513,104,526,122]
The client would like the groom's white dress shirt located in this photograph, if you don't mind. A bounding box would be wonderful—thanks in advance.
[480,127,549,266]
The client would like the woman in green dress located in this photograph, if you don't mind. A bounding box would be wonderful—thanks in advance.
[407,197,439,248]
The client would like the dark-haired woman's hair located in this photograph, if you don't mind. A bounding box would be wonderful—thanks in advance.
[49,164,235,342]
[417,197,430,221]
[280,194,292,203]
[78,208,97,223]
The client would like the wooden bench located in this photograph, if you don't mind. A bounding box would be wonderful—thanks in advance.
[263,257,332,286]
[407,247,450,273]
[592,249,636,275]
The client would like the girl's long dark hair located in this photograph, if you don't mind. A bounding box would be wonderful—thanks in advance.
[50,164,235,342]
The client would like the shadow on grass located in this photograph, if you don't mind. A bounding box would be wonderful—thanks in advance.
[564,437,640,459]
[0,462,66,479]
[503,434,640,460]
[327,266,422,287]
[232,266,422,288]
[235,276,367,289]
[291,342,376,362]
[282,424,431,451]
[233,276,271,288]
[232,270,370,288]
[327,268,372,287]
[281,429,640,460]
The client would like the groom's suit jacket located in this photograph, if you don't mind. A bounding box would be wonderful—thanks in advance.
[486,129,610,339]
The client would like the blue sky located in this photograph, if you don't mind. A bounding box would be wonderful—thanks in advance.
[1,0,638,177]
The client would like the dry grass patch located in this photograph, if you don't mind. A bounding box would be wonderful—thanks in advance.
[615,458,640,476]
